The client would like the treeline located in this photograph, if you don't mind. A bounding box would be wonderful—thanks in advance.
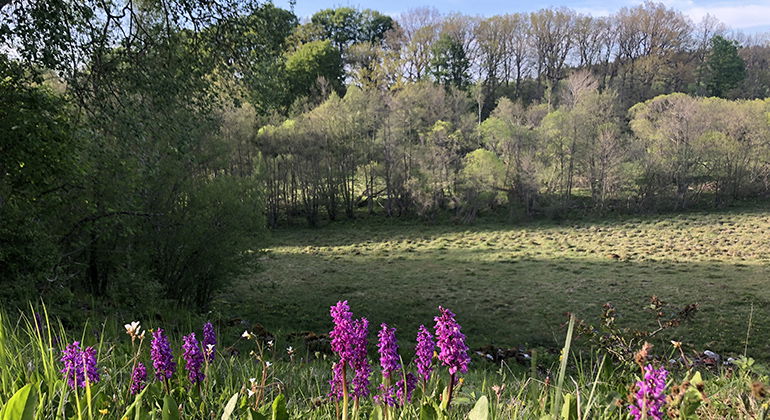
[275,3,770,114]
[257,3,770,225]
[259,78,770,225]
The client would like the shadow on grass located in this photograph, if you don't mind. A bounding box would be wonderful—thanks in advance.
[224,249,770,361]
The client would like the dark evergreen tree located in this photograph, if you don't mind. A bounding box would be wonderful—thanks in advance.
[429,34,471,90]
[705,35,746,97]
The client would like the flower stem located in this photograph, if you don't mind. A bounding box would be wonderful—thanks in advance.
[446,372,456,409]
[341,364,349,420]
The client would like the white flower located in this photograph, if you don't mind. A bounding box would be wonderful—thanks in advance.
[249,377,257,384]
[206,344,215,354]
[267,340,274,348]
[247,389,255,397]
[286,346,294,354]
[124,321,142,338]
[242,330,251,339]
[265,361,272,367]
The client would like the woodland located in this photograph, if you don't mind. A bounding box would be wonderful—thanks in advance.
[2,1,770,308]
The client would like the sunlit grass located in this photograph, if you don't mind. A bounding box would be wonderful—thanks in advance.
[226,208,770,358]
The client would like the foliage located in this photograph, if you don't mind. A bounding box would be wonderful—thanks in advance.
[0,0,269,308]
[574,297,698,365]
[705,35,746,98]
[284,40,345,105]
[303,8,394,53]
[429,33,471,90]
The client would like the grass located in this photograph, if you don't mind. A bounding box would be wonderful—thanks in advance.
[4,202,770,418]
[1,304,768,419]
[223,207,770,359]
[0,303,767,419]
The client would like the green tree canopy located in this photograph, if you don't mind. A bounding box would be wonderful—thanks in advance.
[705,35,746,97]
[285,40,345,105]
[429,33,471,90]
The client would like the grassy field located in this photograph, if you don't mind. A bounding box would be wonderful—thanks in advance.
[223,207,770,359]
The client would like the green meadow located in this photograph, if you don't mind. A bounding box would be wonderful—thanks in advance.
[227,208,770,358]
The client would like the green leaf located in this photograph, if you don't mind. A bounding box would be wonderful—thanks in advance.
[221,392,239,420]
[162,395,180,420]
[270,394,288,420]
[439,384,450,411]
[1,383,37,420]
[680,371,706,419]
[370,405,383,420]
[690,371,704,386]
[419,403,438,420]
[247,409,267,420]
[121,387,148,420]
[468,395,489,420]
[560,393,577,420]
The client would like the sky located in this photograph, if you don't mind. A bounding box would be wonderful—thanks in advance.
[274,0,770,33]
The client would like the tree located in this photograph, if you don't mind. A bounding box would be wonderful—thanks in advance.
[529,8,576,107]
[301,7,394,56]
[1,0,272,307]
[0,64,79,298]
[705,35,746,97]
[285,40,345,105]
[457,149,505,222]
[429,33,471,89]
[629,93,703,209]
[479,98,540,216]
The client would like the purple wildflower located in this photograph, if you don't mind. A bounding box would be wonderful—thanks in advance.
[415,324,435,382]
[330,301,355,361]
[329,362,345,400]
[150,329,176,382]
[629,364,668,420]
[434,306,470,376]
[374,373,417,407]
[350,318,371,399]
[202,322,216,362]
[328,301,371,400]
[130,362,147,394]
[395,372,418,403]
[182,333,205,385]
[60,341,100,389]
[377,323,400,378]
[373,384,398,407]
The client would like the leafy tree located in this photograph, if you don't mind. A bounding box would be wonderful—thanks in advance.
[429,33,471,89]
[301,7,394,55]
[359,9,396,44]
[0,63,79,300]
[220,4,298,114]
[1,0,271,308]
[705,35,746,97]
[457,149,505,222]
[285,40,345,105]
[479,98,540,216]
[309,7,362,54]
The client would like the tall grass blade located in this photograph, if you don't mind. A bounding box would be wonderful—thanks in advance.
[551,314,575,419]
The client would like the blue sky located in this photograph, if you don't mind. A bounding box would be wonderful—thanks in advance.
[275,0,770,33]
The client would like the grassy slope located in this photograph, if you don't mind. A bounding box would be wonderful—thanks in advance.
[223,208,770,358]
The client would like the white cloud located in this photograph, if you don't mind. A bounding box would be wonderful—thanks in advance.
[685,3,770,29]
[575,0,770,30]
[634,0,770,29]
